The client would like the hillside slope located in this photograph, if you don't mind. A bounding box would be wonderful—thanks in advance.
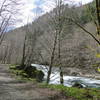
[0,3,99,74]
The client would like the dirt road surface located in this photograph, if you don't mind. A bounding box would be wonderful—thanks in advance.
[0,64,67,100]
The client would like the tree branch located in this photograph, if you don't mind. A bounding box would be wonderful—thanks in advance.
[65,17,100,45]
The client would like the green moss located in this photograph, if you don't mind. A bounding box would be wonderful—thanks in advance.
[9,65,16,70]
[9,65,44,82]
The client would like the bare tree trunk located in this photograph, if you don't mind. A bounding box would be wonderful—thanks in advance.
[58,31,64,85]
[46,31,58,84]
[57,0,64,85]
[21,34,27,67]
[46,0,64,84]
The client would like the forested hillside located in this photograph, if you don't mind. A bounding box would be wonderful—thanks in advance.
[0,1,99,72]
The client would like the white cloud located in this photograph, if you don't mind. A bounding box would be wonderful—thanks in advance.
[15,0,36,27]
[0,0,93,28]
[15,0,55,27]
[15,0,93,28]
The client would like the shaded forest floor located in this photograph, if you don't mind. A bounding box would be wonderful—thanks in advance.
[0,64,69,100]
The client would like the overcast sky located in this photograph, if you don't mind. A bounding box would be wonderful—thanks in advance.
[16,0,93,27]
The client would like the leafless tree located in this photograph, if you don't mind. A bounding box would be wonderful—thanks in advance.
[55,0,65,85]
[21,30,27,67]
[46,0,66,84]
[65,0,100,45]
[0,0,22,45]
[20,22,44,68]
[62,0,100,72]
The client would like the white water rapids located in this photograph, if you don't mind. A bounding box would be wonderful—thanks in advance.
[31,64,100,88]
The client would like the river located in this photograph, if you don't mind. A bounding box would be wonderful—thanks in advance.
[31,64,100,88]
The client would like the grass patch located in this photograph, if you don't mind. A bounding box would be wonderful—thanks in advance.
[40,84,100,100]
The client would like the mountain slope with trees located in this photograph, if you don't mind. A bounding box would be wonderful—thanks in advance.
[0,1,100,76]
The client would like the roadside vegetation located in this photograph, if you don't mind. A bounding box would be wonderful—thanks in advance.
[40,84,100,100]
[9,65,44,82]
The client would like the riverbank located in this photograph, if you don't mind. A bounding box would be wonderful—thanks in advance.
[40,84,100,100]
[63,67,100,80]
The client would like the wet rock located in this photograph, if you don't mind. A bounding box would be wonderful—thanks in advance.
[71,72,78,76]
[72,82,84,88]
[36,70,44,82]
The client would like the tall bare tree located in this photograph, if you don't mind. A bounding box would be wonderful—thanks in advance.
[21,30,27,67]
[56,0,65,85]
[46,0,65,84]
[0,0,22,45]
[65,0,100,45]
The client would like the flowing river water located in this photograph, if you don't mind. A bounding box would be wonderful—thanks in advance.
[31,64,100,88]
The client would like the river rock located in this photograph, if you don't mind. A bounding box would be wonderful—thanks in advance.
[71,72,78,76]
[72,82,84,88]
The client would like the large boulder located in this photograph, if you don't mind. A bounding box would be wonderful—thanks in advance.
[15,65,44,82]
[71,72,78,76]
[25,66,37,78]
[25,65,44,82]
